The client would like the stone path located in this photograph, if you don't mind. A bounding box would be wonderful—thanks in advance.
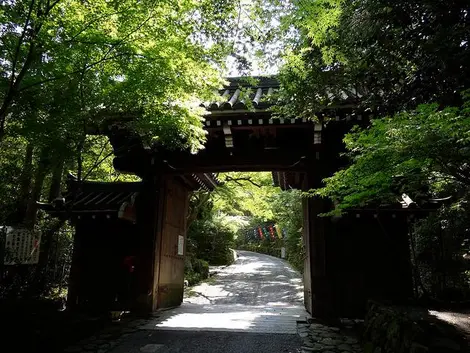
[62,251,363,353]
[429,309,470,341]
[185,250,304,307]
[141,302,306,334]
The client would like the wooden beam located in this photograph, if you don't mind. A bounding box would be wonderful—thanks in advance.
[154,149,315,173]
[205,124,315,131]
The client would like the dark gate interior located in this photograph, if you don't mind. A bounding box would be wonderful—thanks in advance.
[329,213,413,317]
[70,219,139,313]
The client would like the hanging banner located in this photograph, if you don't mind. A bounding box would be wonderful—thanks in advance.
[268,225,275,240]
[275,225,283,239]
[262,227,269,240]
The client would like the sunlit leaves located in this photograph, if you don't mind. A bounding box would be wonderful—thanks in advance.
[316,100,470,213]
[214,172,279,221]
[270,0,470,119]
[1,0,242,152]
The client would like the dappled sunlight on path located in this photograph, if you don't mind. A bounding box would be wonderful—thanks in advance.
[143,251,307,334]
[142,303,306,333]
[185,251,304,306]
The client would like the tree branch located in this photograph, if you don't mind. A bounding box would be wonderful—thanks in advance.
[65,9,129,43]
[82,141,142,181]
[19,52,135,91]
[11,0,35,83]
[46,0,62,12]
[0,0,60,140]
[224,176,262,188]
[18,6,156,93]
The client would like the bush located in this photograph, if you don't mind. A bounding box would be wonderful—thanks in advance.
[184,257,209,286]
[236,190,305,273]
[284,230,304,273]
[187,218,235,266]
[411,206,470,301]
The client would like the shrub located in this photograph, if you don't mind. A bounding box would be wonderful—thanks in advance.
[184,257,209,286]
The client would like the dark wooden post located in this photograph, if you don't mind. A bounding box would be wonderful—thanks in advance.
[151,175,167,311]
[134,175,163,312]
[302,195,312,314]
[302,164,337,319]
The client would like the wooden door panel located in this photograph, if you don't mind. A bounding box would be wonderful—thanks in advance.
[156,178,189,309]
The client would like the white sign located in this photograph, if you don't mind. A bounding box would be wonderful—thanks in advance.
[281,247,286,259]
[177,235,184,256]
[1,226,41,265]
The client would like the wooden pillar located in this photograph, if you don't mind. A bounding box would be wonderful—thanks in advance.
[133,175,162,312]
[302,196,312,314]
[151,176,167,311]
[305,196,336,319]
[302,169,337,319]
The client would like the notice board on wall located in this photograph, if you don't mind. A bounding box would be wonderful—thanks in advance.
[2,226,41,265]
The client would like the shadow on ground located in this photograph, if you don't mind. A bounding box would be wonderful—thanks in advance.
[185,250,304,306]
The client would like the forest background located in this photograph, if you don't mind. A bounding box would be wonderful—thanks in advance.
[0,0,469,308]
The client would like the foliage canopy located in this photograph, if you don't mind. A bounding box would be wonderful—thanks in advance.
[271,0,470,117]
[316,98,470,213]
[1,0,240,152]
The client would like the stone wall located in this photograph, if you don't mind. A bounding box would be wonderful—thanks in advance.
[362,301,467,353]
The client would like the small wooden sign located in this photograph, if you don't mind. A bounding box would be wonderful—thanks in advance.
[177,235,184,256]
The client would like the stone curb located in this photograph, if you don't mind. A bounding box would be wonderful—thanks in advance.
[296,318,364,353]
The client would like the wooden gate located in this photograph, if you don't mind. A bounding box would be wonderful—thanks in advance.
[154,177,190,309]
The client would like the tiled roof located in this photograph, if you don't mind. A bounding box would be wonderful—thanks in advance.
[179,173,221,191]
[38,173,221,216]
[201,76,280,112]
[200,76,366,116]
[37,175,142,215]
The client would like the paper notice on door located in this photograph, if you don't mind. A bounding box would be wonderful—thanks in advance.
[178,235,184,255]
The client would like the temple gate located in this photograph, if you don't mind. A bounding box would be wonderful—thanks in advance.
[41,76,423,318]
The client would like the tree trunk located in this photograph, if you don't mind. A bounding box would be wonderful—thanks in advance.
[48,156,65,202]
[35,155,65,283]
[19,144,33,191]
[11,144,34,223]
[27,151,67,296]
[24,149,50,227]
[27,218,66,297]
[186,192,211,225]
